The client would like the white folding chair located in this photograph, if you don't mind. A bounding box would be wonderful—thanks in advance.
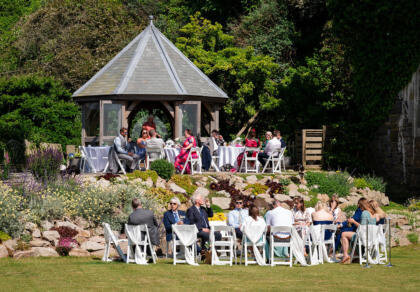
[262,147,285,173]
[103,146,126,174]
[377,219,389,264]
[210,225,236,266]
[309,225,325,264]
[321,224,337,262]
[350,224,380,265]
[181,147,202,174]
[269,226,293,267]
[240,226,266,266]
[125,224,156,264]
[239,147,260,173]
[102,223,127,262]
[280,147,287,172]
[145,146,164,169]
[79,146,97,173]
[172,224,199,265]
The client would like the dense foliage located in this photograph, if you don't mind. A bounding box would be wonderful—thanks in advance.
[27,148,63,181]
[305,171,352,197]
[150,159,175,181]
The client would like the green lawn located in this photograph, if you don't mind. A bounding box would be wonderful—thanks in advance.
[0,246,419,291]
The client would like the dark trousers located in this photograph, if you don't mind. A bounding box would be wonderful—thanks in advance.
[201,145,211,170]
[197,230,221,249]
[258,152,269,166]
[235,228,243,239]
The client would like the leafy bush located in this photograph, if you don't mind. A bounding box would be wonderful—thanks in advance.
[354,178,370,189]
[244,183,269,195]
[56,246,71,256]
[0,182,25,237]
[406,233,418,245]
[265,180,287,197]
[150,159,174,181]
[20,233,32,243]
[278,178,291,186]
[407,198,420,212]
[305,196,319,208]
[363,175,386,193]
[127,170,158,184]
[27,148,63,181]
[305,171,352,197]
[0,231,11,243]
[171,175,197,196]
[211,204,223,213]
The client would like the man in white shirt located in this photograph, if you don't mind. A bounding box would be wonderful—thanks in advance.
[258,131,281,166]
[227,200,249,239]
[146,129,165,159]
[265,200,294,239]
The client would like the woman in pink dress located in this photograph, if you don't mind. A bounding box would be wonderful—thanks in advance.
[174,129,197,174]
[236,128,261,169]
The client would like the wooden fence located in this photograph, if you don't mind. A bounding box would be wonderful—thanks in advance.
[295,126,326,169]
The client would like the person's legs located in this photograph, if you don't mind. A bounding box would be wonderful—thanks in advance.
[117,153,133,172]
[258,152,269,166]
[235,228,243,239]
[341,231,354,261]
[197,230,210,249]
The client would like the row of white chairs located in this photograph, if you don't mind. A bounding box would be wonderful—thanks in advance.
[239,147,287,174]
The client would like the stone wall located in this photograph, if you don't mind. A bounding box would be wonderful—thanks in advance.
[369,66,420,197]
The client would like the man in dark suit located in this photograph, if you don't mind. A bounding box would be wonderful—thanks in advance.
[126,198,160,246]
[187,194,221,250]
[163,197,188,242]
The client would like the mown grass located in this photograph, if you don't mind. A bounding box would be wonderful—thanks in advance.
[0,246,419,291]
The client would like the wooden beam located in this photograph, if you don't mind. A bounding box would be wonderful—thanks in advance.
[161,101,174,118]
[174,102,182,139]
[235,110,259,137]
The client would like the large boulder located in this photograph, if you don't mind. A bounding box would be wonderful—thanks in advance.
[234,181,247,191]
[80,241,104,252]
[274,194,291,202]
[0,245,8,258]
[3,239,16,256]
[246,175,258,184]
[74,217,90,230]
[13,250,35,259]
[287,183,301,197]
[211,197,231,210]
[258,193,272,204]
[216,190,230,197]
[77,229,91,238]
[193,187,209,198]
[32,247,59,257]
[42,230,60,242]
[24,222,37,232]
[55,220,80,231]
[143,178,154,188]
[29,239,50,247]
[89,236,105,244]
[69,248,90,257]
[41,220,54,231]
[32,229,41,238]
[169,183,186,194]
[156,177,166,188]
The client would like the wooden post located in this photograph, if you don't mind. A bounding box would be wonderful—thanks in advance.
[302,129,307,168]
[99,100,104,146]
[174,102,182,139]
[196,101,201,136]
[81,104,86,146]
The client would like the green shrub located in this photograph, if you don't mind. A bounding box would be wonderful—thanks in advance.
[353,178,370,189]
[406,233,418,245]
[150,159,174,181]
[305,171,352,197]
[171,175,197,196]
[20,233,32,243]
[127,170,158,184]
[382,202,405,212]
[305,196,319,208]
[278,178,291,186]
[0,231,11,242]
[0,182,25,238]
[245,183,269,195]
[211,204,223,213]
[407,198,420,212]
[362,175,386,192]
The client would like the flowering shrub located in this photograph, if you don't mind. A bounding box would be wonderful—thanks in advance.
[265,180,286,197]
[209,212,227,222]
[0,231,11,243]
[0,182,26,237]
[27,148,63,181]
[148,187,187,204]
[56,246,72,256]
[51,226,78,238]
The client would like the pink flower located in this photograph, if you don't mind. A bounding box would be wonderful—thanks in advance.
[4,152,10,164]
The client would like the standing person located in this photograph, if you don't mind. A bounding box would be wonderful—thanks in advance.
[227,200,249,239]
[142,115,156,133]
[136,129,149,161]
[236,128,261,170]
[174,129,197,174]
[186,194,221,251]
[163,197,188,243]
[258,131,281,166]
[113,127,140,172]
[273,130,286,148]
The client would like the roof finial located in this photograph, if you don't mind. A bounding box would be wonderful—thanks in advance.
[149,15,154,25]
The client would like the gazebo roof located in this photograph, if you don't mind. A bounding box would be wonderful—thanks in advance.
[73,17,228,102]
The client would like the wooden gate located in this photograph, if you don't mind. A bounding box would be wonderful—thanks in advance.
[295,127,326,169]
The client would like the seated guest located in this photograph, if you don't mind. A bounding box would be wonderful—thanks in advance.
[125,198,160,248]
[292,197,311,238]
[136,129,149,160]
[236,128,261,170]
[340,198,377,264]
[209,130,225,155]
[260,131,272,152]
[265,200,293,239]
[312,201,334,241]
[240,205,266,237]
[163,197,188,242]
[146,129,165,159]
[328,195,343,223]
[227,200,249,239]
[258,131,281,167]
[174,129,197,174]
[186,194,221,251]
[113,127,140,173]
[273,130,286,148]
[369,200,387,225]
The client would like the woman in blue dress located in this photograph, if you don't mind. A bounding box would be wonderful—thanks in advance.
[136,129,149,160]
[340,198,377,264]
